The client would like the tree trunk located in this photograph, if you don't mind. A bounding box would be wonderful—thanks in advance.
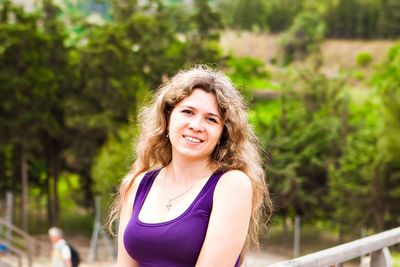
[44,150,53,225]
[20,146,29,232]
[338,226,344,244]
[52,172,59,226]
[282,213,289,248]
[373,163,384,232]
[50,143,60,226]
[35,195,42,233]
[46,167,53,225]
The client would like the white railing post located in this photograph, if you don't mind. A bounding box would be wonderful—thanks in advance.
[6,191,13,247]
[88,196,116,262]
[293,215,301,258]
[370,247,392,267]
[360,226,367,263]
[88,196,101,262]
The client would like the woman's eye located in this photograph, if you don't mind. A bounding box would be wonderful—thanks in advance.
[182,109,192,115]
[207,117,218,123]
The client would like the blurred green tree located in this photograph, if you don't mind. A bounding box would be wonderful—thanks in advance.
[87,0,225,200]
[280,11,326,65]
[232,0,266,31]
[373,41,400,228]
[0,0,74,227]
[0,0,226,230]
[324,41,400,236]
[325,96,381,238]
[255,69,348,230]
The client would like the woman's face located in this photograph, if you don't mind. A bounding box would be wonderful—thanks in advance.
[168,88,224,162]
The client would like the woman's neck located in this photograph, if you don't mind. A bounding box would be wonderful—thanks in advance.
[166,157,213,185]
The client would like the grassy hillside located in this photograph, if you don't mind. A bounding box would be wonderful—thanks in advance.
[220,30,397,75]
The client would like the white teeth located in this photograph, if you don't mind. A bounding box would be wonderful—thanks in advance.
[185,136,201,143]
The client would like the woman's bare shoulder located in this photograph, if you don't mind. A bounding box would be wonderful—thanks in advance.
[219,170,252,188]
[131,172,146,188]
[124,172,146,194]
[215,170,252,198]
[122,171,147,206]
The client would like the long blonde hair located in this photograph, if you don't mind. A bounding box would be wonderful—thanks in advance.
[108,65,272,251]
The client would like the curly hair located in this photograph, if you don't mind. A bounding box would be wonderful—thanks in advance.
[108,65,272,253]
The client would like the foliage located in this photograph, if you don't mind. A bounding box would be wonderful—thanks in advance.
[231,0,267,31]
[0,0,225,229]
[393,252,400,267]
[91,125,137,202]
[352,70,365,80]
[264,0,303,32]
[324,41,400,233]
[255,69,347,219]
[373,42,400,164]
[215,0,302,33]
[324,0,400,39]
[227,56,268,84]
[226,56,269,100]
[280,11,326,65]
[356,52,373,67]
[215,0,400,39]
[0,0,75,225]
[371,41,400,228]
[325,94,381,233]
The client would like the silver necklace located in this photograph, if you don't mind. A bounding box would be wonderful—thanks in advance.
[163,168,211,211]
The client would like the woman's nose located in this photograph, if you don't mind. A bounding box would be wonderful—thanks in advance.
[188,117,204,131]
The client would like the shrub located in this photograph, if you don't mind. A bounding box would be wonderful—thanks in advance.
[353,71,365,80]
[356,52,373,67]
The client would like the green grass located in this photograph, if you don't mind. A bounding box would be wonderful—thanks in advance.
[249,78,280,90]
[393,251,400,267]
[249,99,281,127]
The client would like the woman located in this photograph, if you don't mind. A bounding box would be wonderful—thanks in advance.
[109,66,273,266]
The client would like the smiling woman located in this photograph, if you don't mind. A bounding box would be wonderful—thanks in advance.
[108,66,273,267]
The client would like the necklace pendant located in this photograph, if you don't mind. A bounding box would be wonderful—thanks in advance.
[166,200,172,211]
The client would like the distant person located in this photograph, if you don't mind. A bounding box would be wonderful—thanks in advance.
[108,66,273,266]
[48,227,79,267]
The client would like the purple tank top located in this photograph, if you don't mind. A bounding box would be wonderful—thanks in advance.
[123,169,240,267]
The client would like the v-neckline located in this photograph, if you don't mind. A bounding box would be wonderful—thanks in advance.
[135,168,216,226]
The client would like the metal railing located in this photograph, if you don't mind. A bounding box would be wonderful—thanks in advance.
[268,226,400,267]
[0,217,50,267]
[0,241,24,267]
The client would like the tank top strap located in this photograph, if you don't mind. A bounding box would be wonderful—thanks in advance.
[195,169,229,211]
[204,170,227,189]
[132,168,161,214]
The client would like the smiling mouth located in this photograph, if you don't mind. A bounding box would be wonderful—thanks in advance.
[183,135,203,143]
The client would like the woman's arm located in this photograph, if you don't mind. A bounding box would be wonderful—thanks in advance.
[116,173,145,267]
[196,170,253,267]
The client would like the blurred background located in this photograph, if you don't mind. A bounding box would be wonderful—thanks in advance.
[0,0,399,266]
